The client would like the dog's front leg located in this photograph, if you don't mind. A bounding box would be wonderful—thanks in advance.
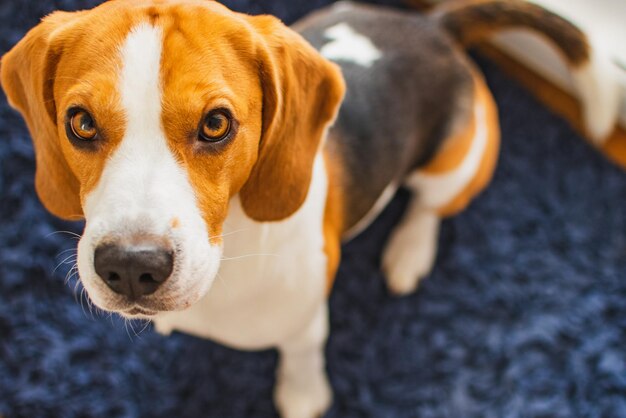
[274,303,332,418]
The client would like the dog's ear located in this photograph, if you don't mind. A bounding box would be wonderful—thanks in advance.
[1,11,84,220]
[239,15,345,222]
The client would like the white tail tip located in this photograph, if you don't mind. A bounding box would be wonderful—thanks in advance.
[572,42,620,144]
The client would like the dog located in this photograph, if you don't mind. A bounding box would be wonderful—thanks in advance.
[1,0,616,416]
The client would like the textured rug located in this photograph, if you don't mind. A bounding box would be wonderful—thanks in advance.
[2,1,626,417]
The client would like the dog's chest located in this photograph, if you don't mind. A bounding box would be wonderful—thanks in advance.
[153,156,329,349]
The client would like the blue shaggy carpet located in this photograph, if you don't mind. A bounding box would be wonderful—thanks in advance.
[2,1,626,417]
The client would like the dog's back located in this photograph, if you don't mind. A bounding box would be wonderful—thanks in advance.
[297,2,476,232]
[296,0,616,234]
[295,0,615,294]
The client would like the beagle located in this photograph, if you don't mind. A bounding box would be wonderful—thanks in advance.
[1,0,614,416]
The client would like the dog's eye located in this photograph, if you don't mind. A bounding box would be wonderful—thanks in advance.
[67,109,98,141]
[199,109,232,142]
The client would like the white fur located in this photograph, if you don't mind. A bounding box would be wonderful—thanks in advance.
[343,182,398,241]
[406,101,488,210]
[571,41,621,143]
[77,23,221,316]
[331,0,356,13]
[383,202,440,295]
[274,303,332,418]
[153,154,329,350]
[381,95,490,293]
[153,154,331,418]
[320,23,382,67]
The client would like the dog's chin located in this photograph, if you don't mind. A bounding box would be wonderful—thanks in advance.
[93,289,210,320]
[82,271,217,320]
[121,306,160,320]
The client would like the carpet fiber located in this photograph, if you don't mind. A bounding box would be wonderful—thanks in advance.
[2,1,626,417]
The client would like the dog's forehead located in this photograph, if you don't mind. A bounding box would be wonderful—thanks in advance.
[55,0,248,71]
[55,0,259,107]
[156,5,260,109]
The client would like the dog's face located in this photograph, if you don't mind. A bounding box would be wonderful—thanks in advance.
[1,0,344,318]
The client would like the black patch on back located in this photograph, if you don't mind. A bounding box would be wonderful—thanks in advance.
[296,3,474,230]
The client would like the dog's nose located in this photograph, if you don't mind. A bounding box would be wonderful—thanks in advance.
[94,240,174,299]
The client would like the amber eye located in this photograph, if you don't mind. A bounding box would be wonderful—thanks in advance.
[67,109,97,141]
[199,109,232,142]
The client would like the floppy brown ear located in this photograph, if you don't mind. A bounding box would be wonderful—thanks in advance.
[239,15,345,222]
[1,11,83,220]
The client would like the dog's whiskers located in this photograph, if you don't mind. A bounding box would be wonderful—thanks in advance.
[214,271,233,298]
[46,230,82,240]
[209,227,250,240]
[79,287,90,318]
[65,264,95,322]
[64,265,79,285]
[129,320,140,338]
[123,318,133,340]
[72,274,83,306]
[220,253,279,261]
[137,320,152,336]
[53,253,78,274]
[56,247,78,257]
[80,285,97,319]
[122,316,150,340]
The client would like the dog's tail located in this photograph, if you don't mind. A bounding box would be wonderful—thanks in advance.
[430,0,619,142]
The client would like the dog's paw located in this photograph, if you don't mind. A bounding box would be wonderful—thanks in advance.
[382,225,436,295]
[274,373,332,418]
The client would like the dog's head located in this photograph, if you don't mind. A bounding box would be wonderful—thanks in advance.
[1,0,344,318]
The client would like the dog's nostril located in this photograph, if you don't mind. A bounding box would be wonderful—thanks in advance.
[108,272,121,282]
[139,273,156,283]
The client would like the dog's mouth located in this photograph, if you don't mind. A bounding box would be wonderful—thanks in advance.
[96,279,212,319]
[125,306,158,317]
[120,305,158,319]
[81,265,217,319]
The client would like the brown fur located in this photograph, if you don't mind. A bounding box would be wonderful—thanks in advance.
[322,150,345,292]
[1,0,345,241]
[435,69,500,217]
[420,101,477,175]
[239,15,345,222]
[1,11,87,219]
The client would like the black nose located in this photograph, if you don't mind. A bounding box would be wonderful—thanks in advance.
[94,240,174,299]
